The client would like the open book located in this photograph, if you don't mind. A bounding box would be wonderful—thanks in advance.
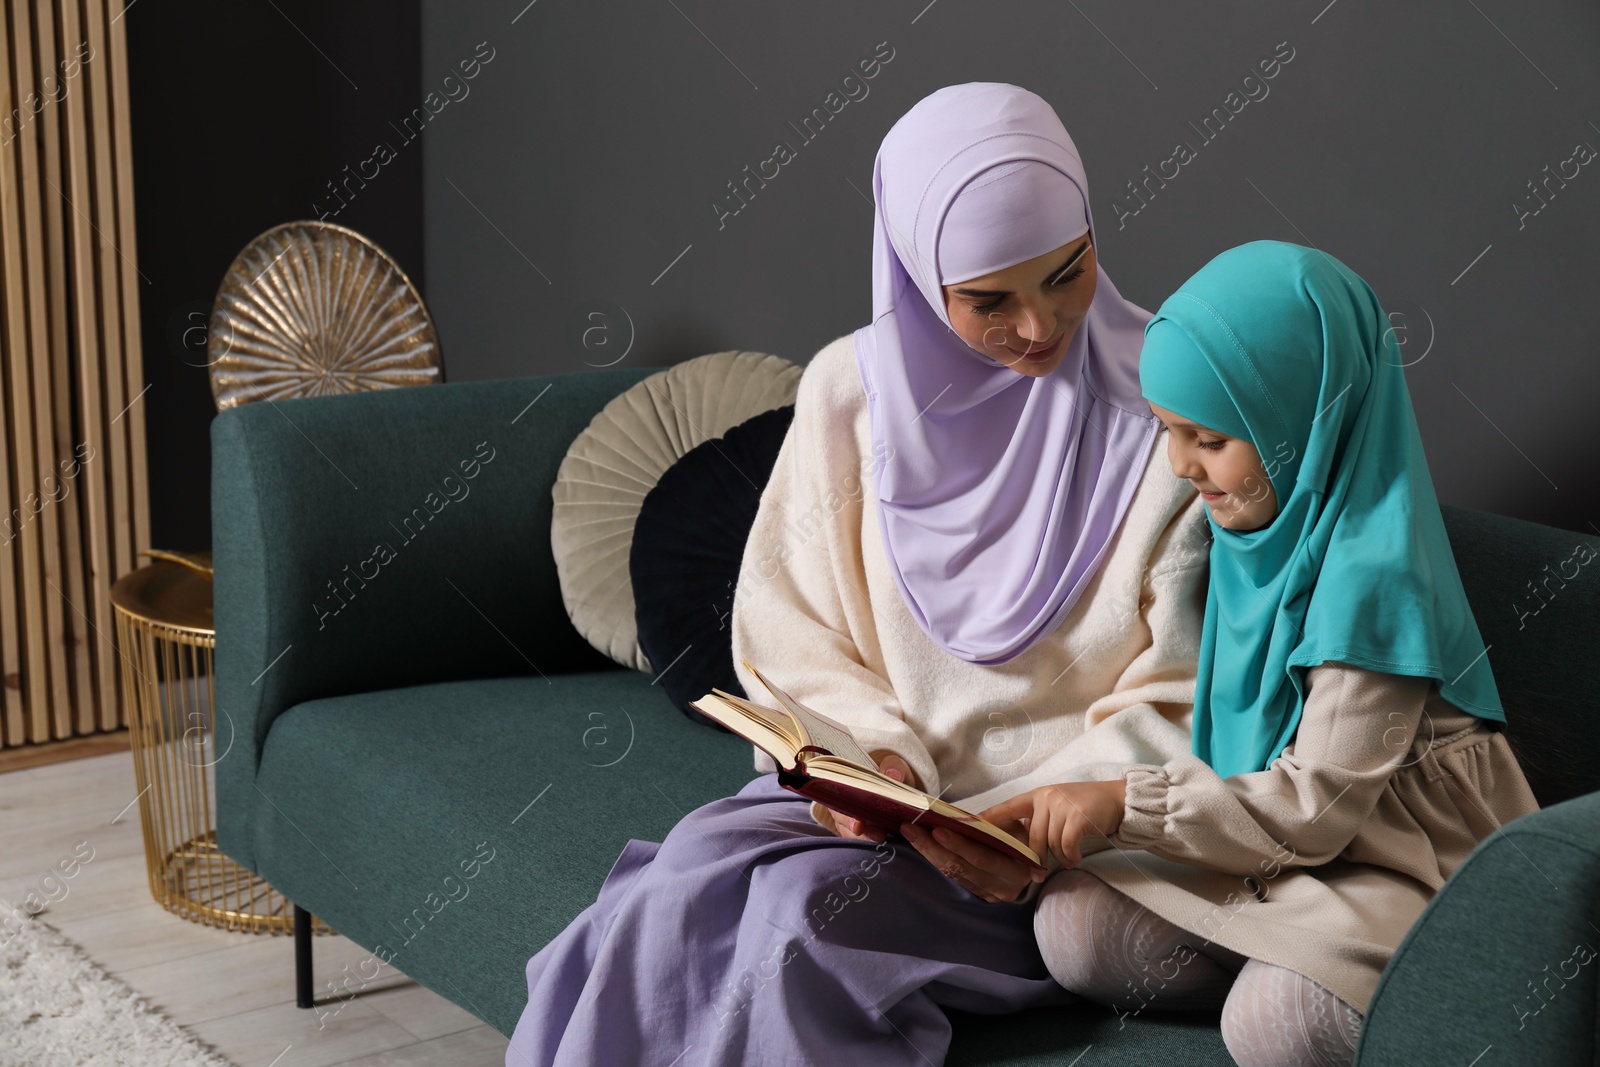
[689,662,1044,871]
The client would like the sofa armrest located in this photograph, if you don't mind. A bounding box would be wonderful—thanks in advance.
[211,369,652,872]
[1355,789,1600,1065]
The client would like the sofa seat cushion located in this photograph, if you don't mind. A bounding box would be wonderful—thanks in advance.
[249,669,758,1034]
[946,1006,1232,1065]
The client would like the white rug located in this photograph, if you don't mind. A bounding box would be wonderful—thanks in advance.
[0,898,236,1067]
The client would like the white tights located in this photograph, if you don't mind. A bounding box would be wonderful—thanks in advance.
[1035,869,1363,1067]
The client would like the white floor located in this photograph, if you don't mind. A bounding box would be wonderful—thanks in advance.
[0,751,511,1066]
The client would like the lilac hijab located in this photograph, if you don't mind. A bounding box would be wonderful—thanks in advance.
[852,83,1159,665]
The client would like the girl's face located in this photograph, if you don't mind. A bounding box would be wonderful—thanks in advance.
[1148,403,1277,531]
[941,236,1097,379]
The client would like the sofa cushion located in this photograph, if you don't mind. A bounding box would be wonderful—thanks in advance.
[631,404,796,725]
[946,1006,1232,1065]
[551,352,801,672]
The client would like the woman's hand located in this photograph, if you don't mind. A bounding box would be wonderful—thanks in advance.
[811,752,1050,903]
[897,821,1046,903]
[978,780,1128,870]
[812,750,920,844]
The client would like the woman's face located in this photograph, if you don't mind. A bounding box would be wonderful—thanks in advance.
[940,235,1097,378]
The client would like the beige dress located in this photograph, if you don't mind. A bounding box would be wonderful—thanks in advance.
[1071,660,1541,1013]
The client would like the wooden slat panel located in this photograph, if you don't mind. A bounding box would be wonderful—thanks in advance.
[11,0,77,739]
[37,0,98,736]
[104,0,147,576]
[81,0,137,732]
[0,0,26,746]
[51,0,119,744]
[0,342,19,746]
[0,0,54,743]
[79,0,133,603]
[0,0,154,749]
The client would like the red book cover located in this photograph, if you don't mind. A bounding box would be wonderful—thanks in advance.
[777,765,1045,871]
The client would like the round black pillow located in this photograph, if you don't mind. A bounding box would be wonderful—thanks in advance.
[630,405,796,729]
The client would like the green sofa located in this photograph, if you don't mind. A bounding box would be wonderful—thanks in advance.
[211,369,1600,1065]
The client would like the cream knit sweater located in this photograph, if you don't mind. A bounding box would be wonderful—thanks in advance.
[730,333,1209,819]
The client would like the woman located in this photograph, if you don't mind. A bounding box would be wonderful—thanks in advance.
[989,241,1540,1066]
[505,82,1209,1066]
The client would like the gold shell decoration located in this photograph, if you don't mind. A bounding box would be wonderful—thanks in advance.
[207,221,440,410]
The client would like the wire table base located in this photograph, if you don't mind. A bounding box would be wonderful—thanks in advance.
[112,559,332,937]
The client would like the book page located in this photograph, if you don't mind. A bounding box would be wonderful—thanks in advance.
[716,692,804,749]
[688,693,801,769]
[742,662,878,769]
[926,795,1041,862]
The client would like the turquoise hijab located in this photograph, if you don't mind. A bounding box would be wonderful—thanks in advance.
[1139,241,1503,779]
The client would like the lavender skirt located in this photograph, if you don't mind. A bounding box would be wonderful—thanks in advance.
[506,773,1072,1066]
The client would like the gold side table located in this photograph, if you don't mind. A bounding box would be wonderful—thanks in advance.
[110,553,332,937]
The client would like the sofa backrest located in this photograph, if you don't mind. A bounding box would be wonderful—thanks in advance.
[211,365,669,873]
[1441,505,1600,807]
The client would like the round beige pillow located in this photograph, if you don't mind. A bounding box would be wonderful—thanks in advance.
[551,351,802,672]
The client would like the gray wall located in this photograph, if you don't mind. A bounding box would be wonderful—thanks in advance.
[422,0,1600,535]
[132,1,422,551]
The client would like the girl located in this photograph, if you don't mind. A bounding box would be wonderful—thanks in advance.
[506,83,1213,1065]
[983,241,1540,1067]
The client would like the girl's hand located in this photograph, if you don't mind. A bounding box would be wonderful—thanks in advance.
[978,780,1128,869]
[814,750,919,843]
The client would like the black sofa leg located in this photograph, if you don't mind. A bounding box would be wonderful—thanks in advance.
[294,904,314,1009]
